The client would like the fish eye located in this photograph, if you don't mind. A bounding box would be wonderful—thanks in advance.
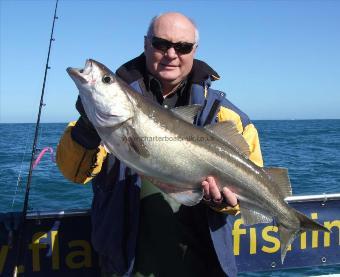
[102,75,113,84]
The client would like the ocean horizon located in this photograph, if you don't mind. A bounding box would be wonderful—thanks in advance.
[2,118,340,124]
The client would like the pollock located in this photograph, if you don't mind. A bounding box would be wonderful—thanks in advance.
[67,59,329,263]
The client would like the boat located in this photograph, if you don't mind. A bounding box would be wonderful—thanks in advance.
[1,193,339,276]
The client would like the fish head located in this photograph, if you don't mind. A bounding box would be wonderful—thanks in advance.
[67,59,134,128]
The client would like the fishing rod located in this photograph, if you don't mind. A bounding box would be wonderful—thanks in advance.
[12,0,59,276]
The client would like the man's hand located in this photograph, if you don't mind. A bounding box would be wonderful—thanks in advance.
[202,176,238,207]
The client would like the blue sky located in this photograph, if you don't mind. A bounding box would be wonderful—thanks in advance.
[1,0,339,123]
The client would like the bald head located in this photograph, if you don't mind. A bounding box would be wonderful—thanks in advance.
[147,12,199,44]
[144,12,198,95]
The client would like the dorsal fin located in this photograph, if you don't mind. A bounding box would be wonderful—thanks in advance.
[171,105,202,124]
[264,167,292,198]
[205,121,250,158]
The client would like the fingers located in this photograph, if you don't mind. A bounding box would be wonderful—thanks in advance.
[202,176,221,201]
[207,176,222,201]
[202,176,238,207]
[202,180,210,199]
[222,187,238,207]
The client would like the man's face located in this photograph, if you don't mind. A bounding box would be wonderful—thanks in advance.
[144,14,197,90]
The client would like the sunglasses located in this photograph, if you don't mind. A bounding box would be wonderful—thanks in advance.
[148,36,195,55]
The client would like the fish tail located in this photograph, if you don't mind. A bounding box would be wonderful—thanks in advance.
[279,210,330,264]
[295,210,330,233]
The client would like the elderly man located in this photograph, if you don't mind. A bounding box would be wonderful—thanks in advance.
[57,12,263,277]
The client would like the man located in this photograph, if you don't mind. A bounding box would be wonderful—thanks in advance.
[57,12,263,277]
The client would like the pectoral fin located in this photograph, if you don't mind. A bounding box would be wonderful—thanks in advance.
[124,126,150,158]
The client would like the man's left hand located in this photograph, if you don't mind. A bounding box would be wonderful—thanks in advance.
[202,176,238,207]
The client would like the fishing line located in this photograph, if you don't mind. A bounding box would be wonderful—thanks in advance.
[36,123,45,151]
[12,0,59,276]
[11,125,34,211]
[13,125,47,212]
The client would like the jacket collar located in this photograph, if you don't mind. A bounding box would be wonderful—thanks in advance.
[116,53,220,86]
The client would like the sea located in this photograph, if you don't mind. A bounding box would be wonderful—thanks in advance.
[0,120,339,276]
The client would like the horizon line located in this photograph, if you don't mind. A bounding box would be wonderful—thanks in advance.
[1,118,340,124]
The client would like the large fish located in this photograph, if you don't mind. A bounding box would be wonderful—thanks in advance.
[67,59,329,263]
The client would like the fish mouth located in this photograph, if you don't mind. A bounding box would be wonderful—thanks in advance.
[67,59,93,84]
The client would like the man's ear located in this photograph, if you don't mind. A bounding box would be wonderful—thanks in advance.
[193,44,198,55]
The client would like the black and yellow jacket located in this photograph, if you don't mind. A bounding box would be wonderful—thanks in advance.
[56,54,263,276]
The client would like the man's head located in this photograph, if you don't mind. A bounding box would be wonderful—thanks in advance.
[144,12,198,93]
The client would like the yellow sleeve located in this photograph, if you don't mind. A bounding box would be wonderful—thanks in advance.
[209,107,264,214]
[242,123,263,167]
[217,107,263,166]
[56,121,107,184]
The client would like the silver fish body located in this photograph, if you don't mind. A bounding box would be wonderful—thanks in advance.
[67,59,329,263]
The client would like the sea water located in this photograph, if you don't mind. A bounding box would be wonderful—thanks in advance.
[0,120,339,275]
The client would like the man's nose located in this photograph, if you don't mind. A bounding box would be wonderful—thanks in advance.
[165,47,177,58]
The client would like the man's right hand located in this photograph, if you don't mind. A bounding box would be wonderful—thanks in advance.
[202,176,238,207]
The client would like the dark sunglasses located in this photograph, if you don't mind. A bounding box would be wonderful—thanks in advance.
[149,36,195,55]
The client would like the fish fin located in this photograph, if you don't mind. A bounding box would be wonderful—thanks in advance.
[123,127,150,158]
[144,177,204,206]
[239,204,272,225]
[168,189,204,206]
[278,225,301,264]
[102,143,112,154]
[295,210,330,233]
[171,105,202,124]
[279,210,330,263]
[264,167,292,198]
[205,121,250,158]
[126,136,150,158]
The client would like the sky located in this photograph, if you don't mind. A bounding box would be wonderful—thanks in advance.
[1,0,339,123]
